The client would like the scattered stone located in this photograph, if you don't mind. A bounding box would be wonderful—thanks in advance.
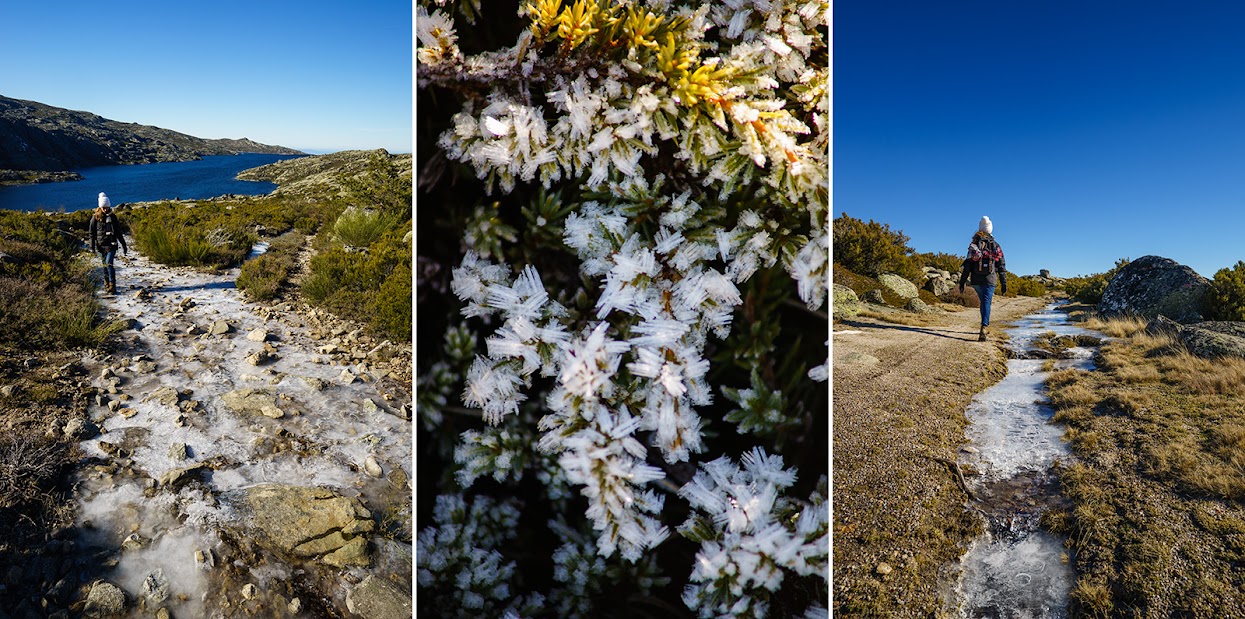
[118,408,138,418]
[340,369,359,384]
[145,386,181,407]
[221,388,285,419]
[364,455,383,478]
[863,288,886,305]
[241,583,258,600]
[178,297,195,309]
[318,344,340,355]
[140,568,170,606]
[876,562,894,576]
[168,443,189,461]
[0,384,18,398]
[108,400,122,412]
[208,320,232,336]
[246,329,270,342]
[135,361,157,374]
[346,575,412,619]
[905,297,929,313]
[159,462,210,489]
[84,580,127,617]
[121,533,150,552]
[361,398,381,415]
[300,376,327,391]
[288,598,303,614]
[63,417,100,440]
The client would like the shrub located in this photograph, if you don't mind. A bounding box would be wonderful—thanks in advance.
[1064,258,1130,304]
[333,207,395,249]
[302,232,411,341]
[236,231,304,302]
[1205,261,1245,321]
[941,286,980,308]
[132,220,253,269]
[833,212,920,280]
[913,251,964,275]
[1011,277,1047,298]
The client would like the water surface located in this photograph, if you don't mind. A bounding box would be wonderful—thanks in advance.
[0,153,302,212]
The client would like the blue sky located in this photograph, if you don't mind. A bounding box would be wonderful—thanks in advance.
[0,0,411,154]
[835,1,1245,278]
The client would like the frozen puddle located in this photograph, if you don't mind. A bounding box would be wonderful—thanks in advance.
[945,304,1095,618]
[73,249,411,617]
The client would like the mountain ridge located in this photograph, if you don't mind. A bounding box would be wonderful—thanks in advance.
[0,95,303,183]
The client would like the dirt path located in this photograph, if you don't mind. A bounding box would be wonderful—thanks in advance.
[832,295,1050,617]
[71,247,412,617]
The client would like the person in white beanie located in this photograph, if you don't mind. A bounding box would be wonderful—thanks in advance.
[957,215,1008,341]
[88,192,128,294]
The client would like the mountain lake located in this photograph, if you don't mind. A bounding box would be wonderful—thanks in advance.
[0,153,304,212]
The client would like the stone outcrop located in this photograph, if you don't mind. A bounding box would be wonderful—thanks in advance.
[832,284,862,319]
[921,267,955,297]
[240,484,375,568]
[1179,322,1245,359]
[1144,317,1245,359]
[1100,256,1210,323]
[877,273,919,300]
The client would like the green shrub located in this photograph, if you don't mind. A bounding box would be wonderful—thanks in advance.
[133,220,253,269]
[333,208,395,248]
[302,232,411,341]
[1206,261,1245,321]
[1010,277,1047,298]
[236,231,304,302]
[832,212,920,280]
[912,251,964,275]
[1064,258,1130,304]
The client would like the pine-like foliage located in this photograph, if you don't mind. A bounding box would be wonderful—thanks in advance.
[416,1,827,616]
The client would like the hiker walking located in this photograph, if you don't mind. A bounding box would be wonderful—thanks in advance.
[958,216,1008,341]
[89,192,128,294]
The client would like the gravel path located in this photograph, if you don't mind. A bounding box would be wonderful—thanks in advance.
[832,295,1049,616]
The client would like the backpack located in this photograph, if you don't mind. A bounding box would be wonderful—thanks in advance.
[968,236,1002,274]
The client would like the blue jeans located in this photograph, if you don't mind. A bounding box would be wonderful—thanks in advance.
[100,248,117,284]
[973,284,994,326]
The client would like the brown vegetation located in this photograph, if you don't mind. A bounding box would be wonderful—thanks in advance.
[1045,316,1245,616]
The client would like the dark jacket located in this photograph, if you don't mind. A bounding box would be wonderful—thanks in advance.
[959,232,1007,289]
[89,211,128,254]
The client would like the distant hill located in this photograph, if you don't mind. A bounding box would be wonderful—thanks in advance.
[0,95,303,181]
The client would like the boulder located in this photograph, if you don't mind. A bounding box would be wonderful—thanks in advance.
[1099,256,1210,323]
[863,289,886,305]
[905,298,929,313]
[139,569,170,606]
[346,576,412,619]
[239,484,374,568]
[877,273,919,300]
[832,284,862,319]
[1178,321,1245,359]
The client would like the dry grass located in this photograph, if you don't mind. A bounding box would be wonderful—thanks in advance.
[1045,321,1245,614]
[1080,314,1149,338]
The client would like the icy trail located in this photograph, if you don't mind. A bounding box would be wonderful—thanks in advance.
[945,304,1096,618]
[73,246,412,617]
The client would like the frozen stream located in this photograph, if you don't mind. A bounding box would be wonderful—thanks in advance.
[71,246,412,617]
[945,303,1096,618]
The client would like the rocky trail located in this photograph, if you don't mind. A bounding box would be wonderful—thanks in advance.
[60,247,412,618]
[832,295,1049,616]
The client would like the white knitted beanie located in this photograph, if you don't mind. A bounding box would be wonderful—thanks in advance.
[979,216,992,234]
[98,192,111,209]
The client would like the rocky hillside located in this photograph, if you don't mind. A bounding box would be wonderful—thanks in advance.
[238,148,413,198]
[0,94,302,178]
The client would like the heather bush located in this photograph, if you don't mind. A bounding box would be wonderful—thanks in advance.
[417,1,827,616]
[1010,276,1047,298]
[833,212,920,280]
[1206,260,1245,321]
[1064,258,1130,305]
[941,286,980,308]
[236,231,305,302]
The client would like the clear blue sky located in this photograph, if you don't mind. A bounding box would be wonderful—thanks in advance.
[835,1,1245,279]
[0,0,411,154]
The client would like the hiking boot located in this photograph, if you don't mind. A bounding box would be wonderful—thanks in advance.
[978,325,987,341]
[106,282,116,294]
